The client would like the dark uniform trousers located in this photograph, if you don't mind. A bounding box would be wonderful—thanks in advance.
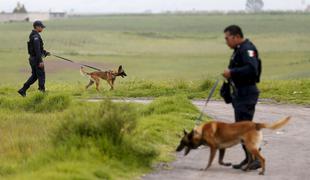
[22,57,45,91]
[232,85,259,122]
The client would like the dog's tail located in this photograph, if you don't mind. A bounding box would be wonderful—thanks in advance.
[80,66,90,77]
[256,116,291,130]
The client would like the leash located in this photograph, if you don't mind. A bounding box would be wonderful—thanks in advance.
[195,78,220,126]
[52,54,103,71]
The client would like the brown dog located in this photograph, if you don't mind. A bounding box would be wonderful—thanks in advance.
[176,116,291,175]
[80,65,127,91]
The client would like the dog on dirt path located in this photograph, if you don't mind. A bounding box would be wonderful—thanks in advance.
[80,65,127,91]
[176,116,291,175]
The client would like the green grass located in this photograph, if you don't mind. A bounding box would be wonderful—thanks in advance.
[1,78,309,104]
[0,13,309,179]
[0,94,202,179]
[1,13,309,103]
[0,13,309,84]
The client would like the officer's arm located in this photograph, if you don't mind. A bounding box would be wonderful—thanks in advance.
[230,49,258,78]
[42,46,50,57]
[33,36,43,63]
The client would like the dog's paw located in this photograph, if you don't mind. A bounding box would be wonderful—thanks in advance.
[259,171,265,175]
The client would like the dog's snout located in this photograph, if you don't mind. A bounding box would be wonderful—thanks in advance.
[176,144,184,152]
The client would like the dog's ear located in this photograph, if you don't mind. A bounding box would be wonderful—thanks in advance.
[118,65,123,72]
[187,130,194,139]
[183,129,188,136]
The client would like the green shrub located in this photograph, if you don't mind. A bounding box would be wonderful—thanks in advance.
[53,100,157,166]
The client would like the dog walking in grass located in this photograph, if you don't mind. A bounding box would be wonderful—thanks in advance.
[176,116,291,175]
[80,65,127,91]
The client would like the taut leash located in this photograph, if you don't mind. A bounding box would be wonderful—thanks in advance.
[52,54,103,71]
[195,78,220,125]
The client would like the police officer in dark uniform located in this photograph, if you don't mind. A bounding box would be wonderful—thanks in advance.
[18,20,50,97]
[222,25,262,170]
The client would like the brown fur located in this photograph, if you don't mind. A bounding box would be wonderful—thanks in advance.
[176,116,291,175]
[80,65,127,91]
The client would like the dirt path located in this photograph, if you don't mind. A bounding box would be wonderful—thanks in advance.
[140,100,309,180]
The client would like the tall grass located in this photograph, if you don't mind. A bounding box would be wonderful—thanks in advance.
[0,93,71,112]
[0,95,201,179]
[1,78,309,104]
[53,100,157,166]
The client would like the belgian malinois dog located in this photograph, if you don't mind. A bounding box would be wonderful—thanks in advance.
[80,65,127,91]
[176,116,291,175]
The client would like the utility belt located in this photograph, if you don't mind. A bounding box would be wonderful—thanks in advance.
[221,79,258,104]
[233,79,257,88]
[28,56,43,66]
[232,84,259,98]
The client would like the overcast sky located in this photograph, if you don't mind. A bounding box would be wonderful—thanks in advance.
[0,0,308,13]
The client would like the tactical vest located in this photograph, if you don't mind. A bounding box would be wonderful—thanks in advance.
[27,32,44,57]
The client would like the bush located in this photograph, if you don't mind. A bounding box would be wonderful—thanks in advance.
[53,100,157,166]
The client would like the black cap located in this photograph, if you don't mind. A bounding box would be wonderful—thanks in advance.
[33,20,46,28]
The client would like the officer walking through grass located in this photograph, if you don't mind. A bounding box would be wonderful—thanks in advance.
[222,25,262,170]
[18,20,50,97]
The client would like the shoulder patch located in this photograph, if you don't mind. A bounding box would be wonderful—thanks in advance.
[247,50,256,58]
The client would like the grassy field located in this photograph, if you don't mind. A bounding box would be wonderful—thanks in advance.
[0,13,310,83]
[0,13,309,103]
[0,13,309,179]
[0,94,201,179]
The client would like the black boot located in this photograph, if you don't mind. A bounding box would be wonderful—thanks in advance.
[232,158,248,169]
[248,159,261,170]
[18,88,26,97]
[38,88,45,93]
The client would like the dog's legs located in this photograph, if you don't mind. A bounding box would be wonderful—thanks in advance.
[204,146,217,170]
[93,78,100,92]
[111,79,115,90]
[244,142,265,175]
[242,149,254,171]
[86,80,94,89]
[251,149,265,175]
[107,80,114,90]
[95,81,100,91]
[218,149,232,166]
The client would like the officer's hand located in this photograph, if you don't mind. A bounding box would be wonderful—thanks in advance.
[222,69,231,79]
[45,51,51,56]
[38,62,44,69]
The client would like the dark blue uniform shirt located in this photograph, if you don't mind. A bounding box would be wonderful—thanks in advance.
[229,39,260,87]
[29,30,47,64]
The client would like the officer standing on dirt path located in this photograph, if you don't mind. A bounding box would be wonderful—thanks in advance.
[222,25,262,170]
[18,20,50,97]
